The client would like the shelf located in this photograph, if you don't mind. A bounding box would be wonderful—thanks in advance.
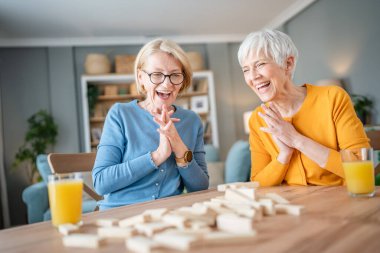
[180,91,208,98]
[98,94,143,101]
[82,70,219,152]
[90,117,106,123]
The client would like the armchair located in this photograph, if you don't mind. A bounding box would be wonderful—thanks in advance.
[22,154,97,224]
[205,140,251,188]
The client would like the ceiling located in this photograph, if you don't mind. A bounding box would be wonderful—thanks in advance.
[0,0,316,47]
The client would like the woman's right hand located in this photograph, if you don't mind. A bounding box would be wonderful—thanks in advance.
[151,105,173,166]
[273,136,294,164]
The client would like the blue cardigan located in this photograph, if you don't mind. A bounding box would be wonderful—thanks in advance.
[92,100,209,210]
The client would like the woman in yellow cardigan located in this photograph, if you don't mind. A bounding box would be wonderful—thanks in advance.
[238,29,369,186]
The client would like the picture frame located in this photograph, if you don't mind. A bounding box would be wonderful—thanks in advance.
[191,95,209,113]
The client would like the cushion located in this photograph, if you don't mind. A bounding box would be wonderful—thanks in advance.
[204,144,220,162]
[36,154,52,183]
[225,140,251,183]
[207,162,225,188]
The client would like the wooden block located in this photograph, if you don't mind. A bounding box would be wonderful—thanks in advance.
[202,231,257,246]
[135,222,174,237]
[153,231,202,251]
[216,213,255,234]
[235,188,256,200]
[222,203,262,220]
[258,198,276,216]
[188,220,211,230]
[275,204,304,216]
[97,227,137,238]
[58,223,80,235]
[217,181,260,192]
[229,181,260,189]
[264,192,290,204]
[162,214,191,229]
[142,208,169,221]
[96,218,119,227]
[225,189,261,210]
[119,214,151,228]
[126,236,166,253]
[62,234,106,249]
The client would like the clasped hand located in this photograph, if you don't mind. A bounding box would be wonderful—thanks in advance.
[151,105,187,166]
[258,103,301,156]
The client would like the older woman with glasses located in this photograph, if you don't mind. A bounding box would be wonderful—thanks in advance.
[92,38,209,210]
[238,29,369,187]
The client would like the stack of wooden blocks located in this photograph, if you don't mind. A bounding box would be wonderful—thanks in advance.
[60,182,304,252]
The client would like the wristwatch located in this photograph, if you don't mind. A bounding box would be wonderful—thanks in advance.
[175,150,193,164]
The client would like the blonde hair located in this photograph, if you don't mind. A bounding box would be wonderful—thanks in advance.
[238,29,298,78]
[134,38,192,95]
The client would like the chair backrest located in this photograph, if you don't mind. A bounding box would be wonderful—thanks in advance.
[367,130,380,150]
[47,152,103,202]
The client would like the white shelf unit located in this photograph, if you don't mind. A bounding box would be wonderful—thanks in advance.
[81,71,219,152]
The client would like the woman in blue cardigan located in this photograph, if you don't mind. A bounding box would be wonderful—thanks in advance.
[92,38,209,210]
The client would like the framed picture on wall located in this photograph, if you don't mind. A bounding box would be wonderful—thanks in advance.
[191,95,209,113]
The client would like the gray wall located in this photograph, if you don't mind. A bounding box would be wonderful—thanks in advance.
[0,47,79,225]
[286,0,380,124]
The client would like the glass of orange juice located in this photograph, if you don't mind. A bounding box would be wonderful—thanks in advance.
[341,147,375,197]
[48,173,83,226]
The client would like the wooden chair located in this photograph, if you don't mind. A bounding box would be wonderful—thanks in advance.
[366,130,380,175]
[47,152,103,210]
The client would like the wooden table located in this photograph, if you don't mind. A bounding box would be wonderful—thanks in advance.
[1,186,380,253]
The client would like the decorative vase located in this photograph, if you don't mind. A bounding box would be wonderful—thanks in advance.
[84,54,111,75]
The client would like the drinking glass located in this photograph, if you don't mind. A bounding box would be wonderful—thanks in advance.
[48,173,83,226]
[341,147,375,197]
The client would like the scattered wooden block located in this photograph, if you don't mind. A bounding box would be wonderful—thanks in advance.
[275,204,304,216]
[258,198,276,216]
[222,203,261,220]
[97,227,137,238]
[162,214,191,229]
[224,189,262,210]
[119,214,151,228]
[235,188,256,200]
[135,222,174,237]
[217,182,260,192]
[264,193,290,204]
[96,218,119,227]
[216,213,255,234]
[142,208,169,221]
[58,223,80,235]
[62,234,106,249]
[126,236,166,253]
[202,231,257,246]
[153,231,202,251]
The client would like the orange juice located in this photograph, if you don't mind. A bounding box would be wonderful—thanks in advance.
[342,161,375,195]
[48,179,83,226]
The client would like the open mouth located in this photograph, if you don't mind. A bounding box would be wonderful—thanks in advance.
[156,91,172,99]
[256,81,270,91]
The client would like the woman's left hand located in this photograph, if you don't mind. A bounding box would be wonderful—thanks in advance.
[153,105,188,158]
[258,103,301,148]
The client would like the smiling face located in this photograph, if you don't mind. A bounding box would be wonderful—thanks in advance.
[138,51,183,111]
[242,50,294,103]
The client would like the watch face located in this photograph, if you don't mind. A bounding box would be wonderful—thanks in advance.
[184,151,193,162]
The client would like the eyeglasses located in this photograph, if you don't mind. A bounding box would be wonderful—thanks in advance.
[142,70,184,85]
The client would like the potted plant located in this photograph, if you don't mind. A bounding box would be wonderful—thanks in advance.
[87,84,99,117]
[351,94,373,125]
[13,110,58,183]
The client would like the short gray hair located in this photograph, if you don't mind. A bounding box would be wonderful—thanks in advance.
[237,29,298,78]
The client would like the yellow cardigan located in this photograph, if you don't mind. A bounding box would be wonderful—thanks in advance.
[249,84,369,186]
